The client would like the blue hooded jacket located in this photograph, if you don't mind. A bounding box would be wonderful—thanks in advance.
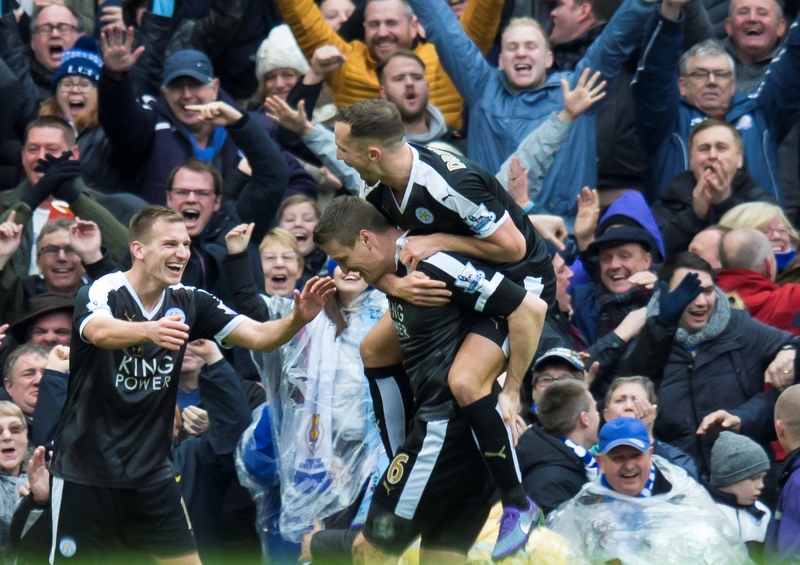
[406,0,659,220]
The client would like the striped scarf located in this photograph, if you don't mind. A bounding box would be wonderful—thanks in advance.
[600,462,656,498]
[561,437,599,481]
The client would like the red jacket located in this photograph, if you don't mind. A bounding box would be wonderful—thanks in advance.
[716,268,800,335]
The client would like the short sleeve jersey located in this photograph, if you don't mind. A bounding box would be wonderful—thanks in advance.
[389,251,527,421]
[362,144,554,303]
[51,271,246,488]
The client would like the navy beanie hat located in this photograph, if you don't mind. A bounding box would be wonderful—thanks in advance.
[51,36,103,93]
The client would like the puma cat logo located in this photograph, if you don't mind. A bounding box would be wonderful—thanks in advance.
[484,446,506,459]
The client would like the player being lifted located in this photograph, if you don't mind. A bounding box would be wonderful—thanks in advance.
[314,196,547,564]
[49,206,334,564]
[332,98,561,558]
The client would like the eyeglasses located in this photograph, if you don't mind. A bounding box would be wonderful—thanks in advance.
[262,253,298,264]
[685,69,734,82]
[58,79,94,92]
[32,23,78,35]
[168,189,217,199]
[39,245,78,257]
[0,425,26,436]
[760,226,790,237]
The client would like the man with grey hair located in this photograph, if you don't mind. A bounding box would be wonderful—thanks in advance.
[632,0,800,202]
[3,343,47,420]
[715,228,800,335]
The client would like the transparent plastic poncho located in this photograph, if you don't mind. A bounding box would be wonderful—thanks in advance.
[247,290,387,543]
[545,455,751,565]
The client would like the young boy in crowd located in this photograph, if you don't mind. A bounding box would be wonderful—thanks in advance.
[705,431,772,561]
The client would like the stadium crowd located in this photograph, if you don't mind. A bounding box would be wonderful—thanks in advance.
[0,0,799,562]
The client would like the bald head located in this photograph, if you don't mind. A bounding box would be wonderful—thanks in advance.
[776,384,800,451]
[720,228,774,277]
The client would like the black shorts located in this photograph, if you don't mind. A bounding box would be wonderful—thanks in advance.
[468,315,510,357]
[363,415,493,555]
[50,476,196,563]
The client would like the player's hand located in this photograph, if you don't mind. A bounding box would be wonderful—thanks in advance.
[529,214,567,252]
[627,271,657,291]
[184,102,244,127]
[225,223,254,255]
[381,271,451,306]
[292,276,337,324]
[498,389,522,446]
[399,234,444,271]
[46,345,70,373]
[0,324,8,343]
[186,339,223,365]
[559,68,606,123]
[299,517,323,563]
[100,26,144,74]
[765,347,796,391]
[574,187,599,251]
[697,409,741,435]
[265,97,313,136]
[182,406,210,435]
[0,211,23,265]
[506,157,531,208]
[69,218,103,264]
[147,315,190,350]
[24,446,50,505]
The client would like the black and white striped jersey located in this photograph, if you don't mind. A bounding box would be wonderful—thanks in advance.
[389,251,527,421]
[362,144,555,305]
[51,271,246,488]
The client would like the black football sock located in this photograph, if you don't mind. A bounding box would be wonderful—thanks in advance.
[461,392,529,510]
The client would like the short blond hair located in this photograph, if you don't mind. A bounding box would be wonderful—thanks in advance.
[719,202,800,248]
[502,17,550,52]
[0,401,26,429]
[259,228,305,272]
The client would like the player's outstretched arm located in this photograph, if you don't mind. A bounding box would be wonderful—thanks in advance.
[83,315,190,351]
[225,276,336,352]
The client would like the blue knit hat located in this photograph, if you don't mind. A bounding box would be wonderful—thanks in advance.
[51,36,103,94]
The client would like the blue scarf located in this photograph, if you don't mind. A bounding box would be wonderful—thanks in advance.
[776,248,796,271]
[561,437,599,481]
[600,462,656,498]
[185,126,228,163]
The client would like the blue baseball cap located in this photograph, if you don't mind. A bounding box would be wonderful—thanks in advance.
[162,49,214,86]
[532,347,584,373]
[599,417,650,454]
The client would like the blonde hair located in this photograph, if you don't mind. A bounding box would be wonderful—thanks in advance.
[719,202,800,248]
[259,228,305,273]
[0,401,26,429]
[502,17,551,51]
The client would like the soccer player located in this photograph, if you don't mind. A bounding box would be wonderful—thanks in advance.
[333,99,553,557]
[49,206,334,564]
[315,196,547,562]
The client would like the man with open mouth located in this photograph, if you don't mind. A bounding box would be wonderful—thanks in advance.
[48,205,334,564]
[618,251,800,479]
[632,0,800,202]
